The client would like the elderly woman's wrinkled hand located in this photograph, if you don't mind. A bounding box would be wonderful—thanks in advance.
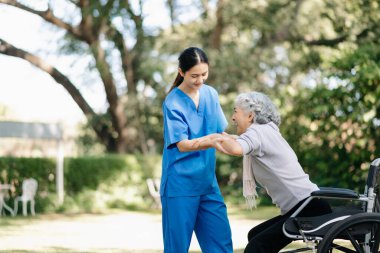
[222,132,239,139]
[213,136,230,154]
[191,133,223,150]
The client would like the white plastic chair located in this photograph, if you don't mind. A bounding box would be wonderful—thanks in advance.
[146,178,161,208]
[13,178,38,216]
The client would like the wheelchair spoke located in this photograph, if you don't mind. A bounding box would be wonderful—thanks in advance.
[330,243,357,253]
[371,241,380,253]
[343,230,364,253]
[317,213,380,253]
[370,223,380,252]
[280,248,314,253]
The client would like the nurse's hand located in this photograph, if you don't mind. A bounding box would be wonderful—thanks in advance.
[190,133,223,150]
[222,132,239,139]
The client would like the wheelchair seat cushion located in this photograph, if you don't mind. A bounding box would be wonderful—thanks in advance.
[284,207,363,237]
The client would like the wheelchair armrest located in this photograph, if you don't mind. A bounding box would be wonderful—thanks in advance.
[311,187,360,199]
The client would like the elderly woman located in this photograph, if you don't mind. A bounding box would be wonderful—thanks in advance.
[214,91,332,253]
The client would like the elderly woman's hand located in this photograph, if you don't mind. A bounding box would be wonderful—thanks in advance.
[222,132,239,139]
[190,133,223,150]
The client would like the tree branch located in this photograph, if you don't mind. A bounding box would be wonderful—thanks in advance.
[303,34,348,46]
[0,0,83,38]
[105,25,136,94]
[166,0,176,31]
[209,0,224,50]
[0,38,96,118]
[200,0,210,19]
[124,0,142,24]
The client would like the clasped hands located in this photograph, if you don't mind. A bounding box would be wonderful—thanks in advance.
[191,132,237,154]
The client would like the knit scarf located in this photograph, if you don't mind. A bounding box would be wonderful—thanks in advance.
[243,154,258,209]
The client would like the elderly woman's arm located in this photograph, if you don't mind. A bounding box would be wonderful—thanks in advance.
[217,133,244,156]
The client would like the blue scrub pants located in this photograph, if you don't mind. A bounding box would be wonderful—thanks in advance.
[161,192,233,253]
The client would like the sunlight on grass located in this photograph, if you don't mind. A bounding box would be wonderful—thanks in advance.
[0,206,280,253]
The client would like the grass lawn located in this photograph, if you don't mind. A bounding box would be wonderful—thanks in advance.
[0,206,289,253]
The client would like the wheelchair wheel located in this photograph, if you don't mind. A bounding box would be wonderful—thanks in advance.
[317,213,380,253]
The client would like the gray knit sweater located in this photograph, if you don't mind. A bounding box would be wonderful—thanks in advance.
[236,122,319,215]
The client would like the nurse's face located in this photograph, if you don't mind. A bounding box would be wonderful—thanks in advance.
[232,106,254,135]
[179,63,209,90]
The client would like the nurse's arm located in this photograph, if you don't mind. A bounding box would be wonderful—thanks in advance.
[177,133,222,152]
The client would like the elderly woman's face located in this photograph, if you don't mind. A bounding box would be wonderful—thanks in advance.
[232,106,253,135]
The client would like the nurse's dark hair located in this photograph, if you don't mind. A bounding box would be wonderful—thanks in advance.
[168,47,209,93]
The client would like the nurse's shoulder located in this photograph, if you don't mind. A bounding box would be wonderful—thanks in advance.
[202,84,221,107]
[202,84,219,97]
[163,88,186,111]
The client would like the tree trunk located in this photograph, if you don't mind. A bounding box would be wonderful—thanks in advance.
[209,0,224,50]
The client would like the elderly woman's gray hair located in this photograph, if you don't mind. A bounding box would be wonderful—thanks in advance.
[235,91,281,126]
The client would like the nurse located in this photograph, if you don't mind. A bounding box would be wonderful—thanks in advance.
[161,47,233,253]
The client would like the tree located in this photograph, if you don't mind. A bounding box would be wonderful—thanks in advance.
[156,0,379,191]
[0,0,233,154]
[1,0,378,164]
[0,0,160,153]
[279,0,380,189]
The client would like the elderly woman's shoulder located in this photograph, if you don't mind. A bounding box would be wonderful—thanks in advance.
[248,122,278,132]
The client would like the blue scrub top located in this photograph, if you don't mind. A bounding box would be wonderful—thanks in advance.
[161,84,228,197]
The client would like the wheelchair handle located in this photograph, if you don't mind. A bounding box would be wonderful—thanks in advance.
[366,158,380,189]
[371,158,380,167]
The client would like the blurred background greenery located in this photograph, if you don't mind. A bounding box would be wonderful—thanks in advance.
[0,0,379,214]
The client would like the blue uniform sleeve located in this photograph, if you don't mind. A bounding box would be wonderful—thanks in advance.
[163,103,189,149]
[216,101,228,133]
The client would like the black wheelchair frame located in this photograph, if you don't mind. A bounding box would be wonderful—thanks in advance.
[280,158,380,253]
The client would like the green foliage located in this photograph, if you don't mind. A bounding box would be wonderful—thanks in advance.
[281,42,379,191]
[0,157,56,194]
[2,0,379,213]
[0,157,56,214]
[62,154,162,212]
[216,153,243,205]
[64,155,126,193]
[0,155,162,214]
[333,43,380,87]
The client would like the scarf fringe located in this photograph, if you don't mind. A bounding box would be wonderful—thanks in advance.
[242,155,258,210]
[245,195,257,210]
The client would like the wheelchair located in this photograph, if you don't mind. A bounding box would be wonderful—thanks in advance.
[281,158,380,253]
